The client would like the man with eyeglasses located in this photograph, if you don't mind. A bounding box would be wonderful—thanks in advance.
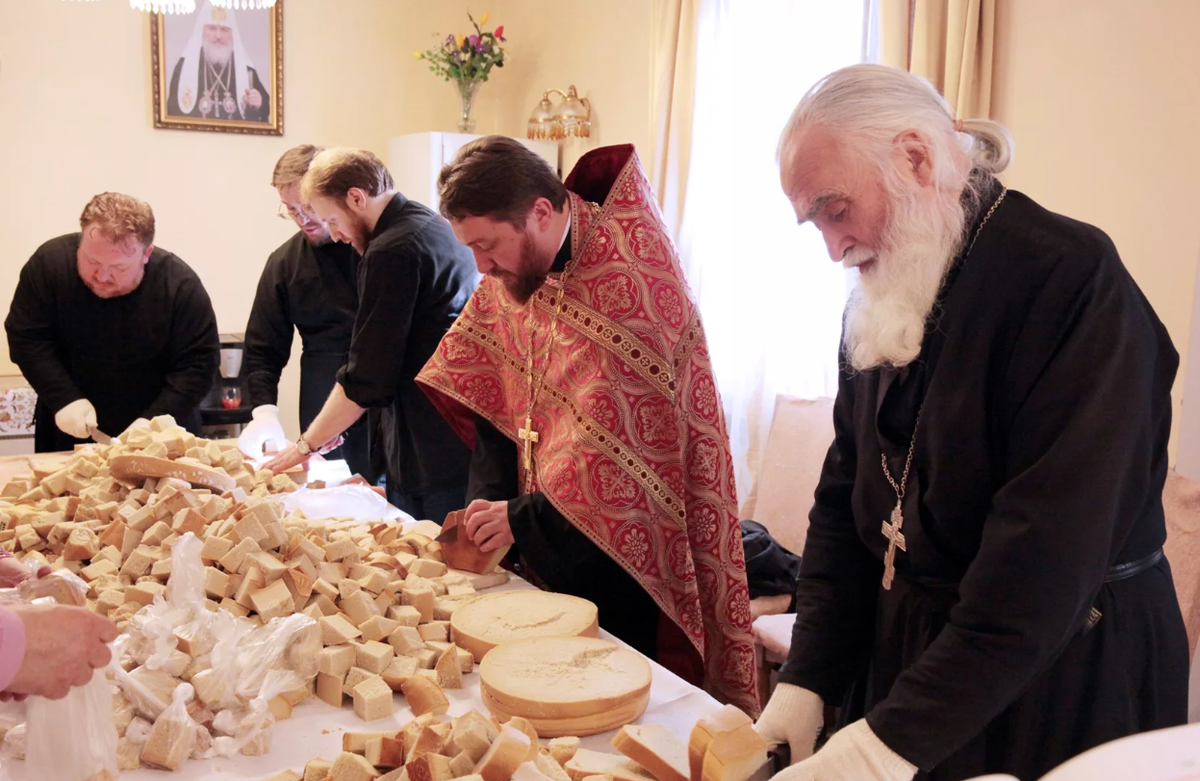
[239,144,373,479]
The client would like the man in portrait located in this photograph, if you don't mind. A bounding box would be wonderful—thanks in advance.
[166,0,270,122]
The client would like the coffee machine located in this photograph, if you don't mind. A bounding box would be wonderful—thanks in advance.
[199,333,252,438]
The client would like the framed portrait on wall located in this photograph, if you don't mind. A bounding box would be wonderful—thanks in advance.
[151,0,283,135]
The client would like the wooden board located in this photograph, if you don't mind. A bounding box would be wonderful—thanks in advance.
[109,454,236,493]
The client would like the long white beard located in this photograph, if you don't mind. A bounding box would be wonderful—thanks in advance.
[203,42,233,68]
[842,184,968,372]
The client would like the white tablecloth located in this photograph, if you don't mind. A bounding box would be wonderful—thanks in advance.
[1,573,722,780]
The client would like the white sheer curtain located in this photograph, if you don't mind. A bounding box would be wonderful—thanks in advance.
[675,0,874,508]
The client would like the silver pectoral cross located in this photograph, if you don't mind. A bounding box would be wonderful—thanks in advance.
[518,415,539,473]
[881,501,906,590]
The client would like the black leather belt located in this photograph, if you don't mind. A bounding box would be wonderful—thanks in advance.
[1080,547,1165,635]
[1104,547,1164,583]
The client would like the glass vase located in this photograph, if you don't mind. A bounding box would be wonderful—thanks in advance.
[456,80,481,133]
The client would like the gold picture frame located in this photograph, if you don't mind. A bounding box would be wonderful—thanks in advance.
[151,1,283,135]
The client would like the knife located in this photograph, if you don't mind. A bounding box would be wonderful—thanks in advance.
[435,524,459,544]
[88,425,112,444]
[435,509,468,543]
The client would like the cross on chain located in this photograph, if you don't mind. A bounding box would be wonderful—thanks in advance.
[518,415,539,473]
[881,502,906,590]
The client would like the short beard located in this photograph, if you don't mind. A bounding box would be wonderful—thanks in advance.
[493,231,551,305]
[842,175,969,372]
[203,42,233,67]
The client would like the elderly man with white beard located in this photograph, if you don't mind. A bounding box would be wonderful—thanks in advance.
[167,1,270,122]
[753,64,1187,781]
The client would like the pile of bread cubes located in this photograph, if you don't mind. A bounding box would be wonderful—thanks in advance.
[0,416,498,773]
[260,699,766,781]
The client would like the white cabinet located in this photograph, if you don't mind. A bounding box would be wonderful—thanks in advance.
[387,132,561,213]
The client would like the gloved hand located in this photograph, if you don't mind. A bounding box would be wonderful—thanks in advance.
[774,719,916,781]
[238,404,288,458]
[755,683,824,763]
[54,399,97,440]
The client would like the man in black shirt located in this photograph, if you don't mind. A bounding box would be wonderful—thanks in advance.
[240,145,371,478]
[5,192,218,452]
[264,148,478,523]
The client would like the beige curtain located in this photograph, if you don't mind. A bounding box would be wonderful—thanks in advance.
[649,0,700,239]
[881,0,996,118]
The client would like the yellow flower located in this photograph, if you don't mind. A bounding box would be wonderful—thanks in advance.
[479,11,490,26]
[413,50,423,59]
[455,34,465,48]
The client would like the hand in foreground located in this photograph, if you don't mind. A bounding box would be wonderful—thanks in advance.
[772,719,916,781]
[463,499,514,553]
[0,557,48,588]
[54,399,97,440]
[755,683,825,764]
[6,604,118,700]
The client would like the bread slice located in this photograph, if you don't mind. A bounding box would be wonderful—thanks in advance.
[548,737,582,766]
[329,751,379,781]
[536,750,575,781]
[474,726,533,781]
[435,644,465,689]
[687,706,753,781]
[409,753,455,781]
[699,725,766,781]
[612,724,689,781]
[564,750,658,781]
[401,673,450,717]
[505,716,542,760]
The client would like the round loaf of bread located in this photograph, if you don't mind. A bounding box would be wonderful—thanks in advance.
[479,636,652,735]
[450,591,600,662]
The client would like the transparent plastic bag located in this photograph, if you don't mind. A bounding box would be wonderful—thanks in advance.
[17,568,89,607]
[209,668,297,758]
[25,668,118,781]
[139,683,198,772]
[234,613,317,698]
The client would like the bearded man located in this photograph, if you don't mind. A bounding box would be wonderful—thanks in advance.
[753,64,1187,781]
[167,1,269,123]
[240,145,371,479]
[415,136,759,715]
[263,148,478,523]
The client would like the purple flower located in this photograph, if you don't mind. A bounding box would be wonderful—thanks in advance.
[469,34,480,48]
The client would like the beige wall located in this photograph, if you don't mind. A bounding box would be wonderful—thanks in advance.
[992,1,1200,456]
[0,0,654,438]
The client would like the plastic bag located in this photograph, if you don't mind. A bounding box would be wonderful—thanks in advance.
[139,683,198,772]
[25,668,118,781]
[234,613,317,698]
[17,568,89,607]
[281,483,412,523]
[209,668,297,759]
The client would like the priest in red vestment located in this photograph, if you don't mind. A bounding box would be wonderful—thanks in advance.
[417,137,759,715]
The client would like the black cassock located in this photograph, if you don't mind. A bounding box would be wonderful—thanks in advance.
[778,177,1188,781]
[242,232,372,479]
[336,194,476,500]
[5,234,219,452]
[166,54,270,123]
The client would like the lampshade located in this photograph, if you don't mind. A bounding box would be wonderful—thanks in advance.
[557,86,591,140]
[210,0,277,8]
[130,0,197,12]
[527,85,592,141]
[528,96,562,141]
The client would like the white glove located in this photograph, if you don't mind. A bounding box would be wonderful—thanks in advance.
[774,719,916,781]
[238,404,288,458]
[54,398,97,440]
[755,684,824,763]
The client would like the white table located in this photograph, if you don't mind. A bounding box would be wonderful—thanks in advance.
[1,572,723,780]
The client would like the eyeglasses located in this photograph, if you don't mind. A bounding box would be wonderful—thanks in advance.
[277,203,316,223]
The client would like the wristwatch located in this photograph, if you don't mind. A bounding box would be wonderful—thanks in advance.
[296,435,312,456]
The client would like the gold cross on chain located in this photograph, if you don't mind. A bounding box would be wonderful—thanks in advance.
[881,502,906,591]
[518,415,539,472]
